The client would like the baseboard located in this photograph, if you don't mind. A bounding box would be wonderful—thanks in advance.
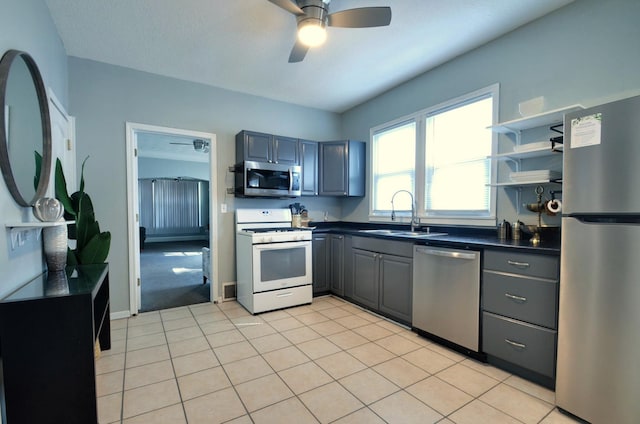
[111,310,131,320]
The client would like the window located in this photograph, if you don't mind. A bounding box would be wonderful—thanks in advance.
[370,85,497,225]
[372,120,416,212]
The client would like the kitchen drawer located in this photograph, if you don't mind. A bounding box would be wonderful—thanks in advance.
[484,250,559,280]
[252,285,312,314]
[483,270,558,329]
[352,236,413,257]
[482,312,557,378]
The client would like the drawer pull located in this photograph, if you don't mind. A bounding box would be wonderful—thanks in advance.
[504,338,527,349]
[507,260,530,268]
[276,292,293,298]
[505,293,527,302]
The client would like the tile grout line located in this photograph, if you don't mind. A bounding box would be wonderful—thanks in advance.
[109,297,565,423]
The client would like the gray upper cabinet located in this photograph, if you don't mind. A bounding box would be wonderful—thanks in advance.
[273,135,299,165]
[236,130,299,165]
[300,140,318,196]
[319,140,365,196]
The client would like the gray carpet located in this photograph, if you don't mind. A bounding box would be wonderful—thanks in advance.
[140,240,210,312]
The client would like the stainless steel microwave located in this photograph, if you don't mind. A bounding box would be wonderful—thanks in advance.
[235,161,301,198]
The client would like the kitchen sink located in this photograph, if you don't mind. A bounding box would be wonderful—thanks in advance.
[358,229,446,238]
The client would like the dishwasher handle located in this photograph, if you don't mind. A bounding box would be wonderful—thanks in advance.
[415,247,478,261]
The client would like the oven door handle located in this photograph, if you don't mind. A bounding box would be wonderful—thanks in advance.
[253,240,311,250]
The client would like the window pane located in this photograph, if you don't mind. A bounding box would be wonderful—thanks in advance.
[372,121,416,213]
[374,174,414,211]
[429,159,490,210]
[374,122,415,174]
[425,96,493,214]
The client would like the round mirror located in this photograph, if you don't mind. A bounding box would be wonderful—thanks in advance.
[0,49,52,207]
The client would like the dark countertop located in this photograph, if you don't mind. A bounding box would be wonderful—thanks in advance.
[310,221,560,255]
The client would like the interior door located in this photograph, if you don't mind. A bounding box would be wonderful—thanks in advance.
[48,92,76,196]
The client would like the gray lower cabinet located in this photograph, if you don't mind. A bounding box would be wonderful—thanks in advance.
[351,236,413,324]
[312,234,329,295]
[482,249,560,387]
[379,253,413,323]
[329,235,344,296]
[312,233,344,296]
[343,235,354,299]
[352,248,379,310]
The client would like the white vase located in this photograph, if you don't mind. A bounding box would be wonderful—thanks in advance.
[43,220,68,272]
[45,271,69,295]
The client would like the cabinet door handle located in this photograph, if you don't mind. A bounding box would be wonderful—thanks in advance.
[504,338,527,349]
[505,293,527,302]
[507,260,530,268]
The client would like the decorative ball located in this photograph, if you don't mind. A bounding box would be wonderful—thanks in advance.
[33,197,64,222]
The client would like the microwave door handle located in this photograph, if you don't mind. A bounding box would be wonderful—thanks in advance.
[289,168,293,192]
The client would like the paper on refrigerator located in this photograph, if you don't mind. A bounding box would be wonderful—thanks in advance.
[570,113,602,148]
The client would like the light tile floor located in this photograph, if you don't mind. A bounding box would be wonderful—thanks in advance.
[97,296,581,424]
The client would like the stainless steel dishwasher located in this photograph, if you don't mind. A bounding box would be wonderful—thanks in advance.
[412,245,480,352]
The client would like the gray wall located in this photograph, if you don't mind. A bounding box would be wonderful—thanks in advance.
[68,58,342,313]
[341,0,640,225]
[0,0,68,299]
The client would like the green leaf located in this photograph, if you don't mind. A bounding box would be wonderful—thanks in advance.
[66,248,78,267]
[78,156,89,194]
[55,159,75,216]
[34,151,42,191]
[77,232,111,264]
[76,193,99,251]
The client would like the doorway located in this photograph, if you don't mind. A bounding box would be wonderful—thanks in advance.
[125,123,218,315]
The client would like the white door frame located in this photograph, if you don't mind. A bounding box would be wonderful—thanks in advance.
[125,122,219,315]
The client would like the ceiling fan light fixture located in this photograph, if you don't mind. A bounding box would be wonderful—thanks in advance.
[297,20,327,47]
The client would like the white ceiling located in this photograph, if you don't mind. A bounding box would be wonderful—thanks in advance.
[45,0,573,113]
[137,132,210,163]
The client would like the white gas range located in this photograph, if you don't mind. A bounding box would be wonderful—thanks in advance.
[235,209,313,314]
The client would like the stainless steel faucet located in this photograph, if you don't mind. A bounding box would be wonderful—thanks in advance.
[391,190,419,232]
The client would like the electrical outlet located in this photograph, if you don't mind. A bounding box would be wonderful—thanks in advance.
[221,203,228,213]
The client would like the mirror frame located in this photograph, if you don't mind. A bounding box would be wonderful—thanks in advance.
[0,49,52,207]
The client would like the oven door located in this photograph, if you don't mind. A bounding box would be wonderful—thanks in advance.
[252,240,312,292]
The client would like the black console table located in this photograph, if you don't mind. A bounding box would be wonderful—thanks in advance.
[0,264,110,424]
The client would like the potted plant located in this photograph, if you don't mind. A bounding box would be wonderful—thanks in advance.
[35,153,111,265]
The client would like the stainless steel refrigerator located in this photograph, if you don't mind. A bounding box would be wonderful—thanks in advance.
[557,95,640,423]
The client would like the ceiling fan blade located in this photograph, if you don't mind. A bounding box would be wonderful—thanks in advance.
[170,142,191,145]
[267,0,305,16]
[327,7,391,28]
[288,40,309,63]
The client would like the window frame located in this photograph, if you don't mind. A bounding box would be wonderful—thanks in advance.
[369,84,499,226]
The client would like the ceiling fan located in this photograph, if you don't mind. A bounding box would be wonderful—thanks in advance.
[268,0,392,63]
[169,139,210,153]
